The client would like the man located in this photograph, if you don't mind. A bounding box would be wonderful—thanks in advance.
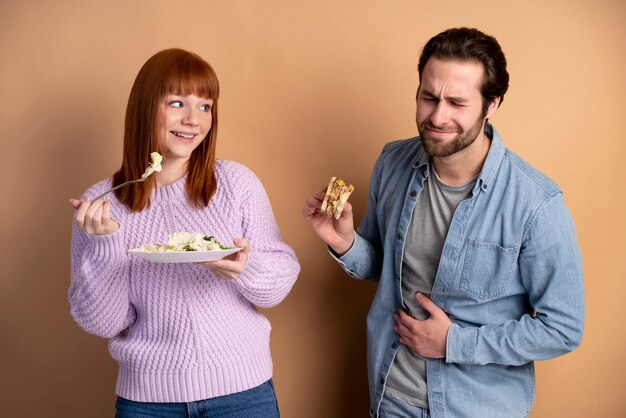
[302,28,584,418]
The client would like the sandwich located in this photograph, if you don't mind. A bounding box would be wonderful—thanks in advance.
[320,177,354,220]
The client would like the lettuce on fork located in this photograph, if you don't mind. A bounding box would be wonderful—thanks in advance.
[141,152,163,180]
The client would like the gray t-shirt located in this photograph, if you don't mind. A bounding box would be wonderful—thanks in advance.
[385,162,475,409]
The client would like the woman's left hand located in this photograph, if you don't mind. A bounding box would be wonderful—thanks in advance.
[197,238,250,280]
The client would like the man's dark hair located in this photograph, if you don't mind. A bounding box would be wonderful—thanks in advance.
[418,27,509,113]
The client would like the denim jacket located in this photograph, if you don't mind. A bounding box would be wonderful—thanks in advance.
[334,125,584,418]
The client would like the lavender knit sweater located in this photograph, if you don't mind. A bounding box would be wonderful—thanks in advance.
[69,160,300,402]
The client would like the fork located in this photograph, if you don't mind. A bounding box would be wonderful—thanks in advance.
[90,177,148,203]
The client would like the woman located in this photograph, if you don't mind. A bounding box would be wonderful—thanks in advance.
[69,48,300,417]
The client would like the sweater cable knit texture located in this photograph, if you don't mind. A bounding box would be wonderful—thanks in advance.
[69,160,300,402]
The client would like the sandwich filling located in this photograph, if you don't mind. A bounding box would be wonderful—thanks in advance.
[321,176,354,220]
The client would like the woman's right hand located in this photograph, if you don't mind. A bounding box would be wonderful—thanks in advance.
[301,188,355,256]
[70,198,120,235]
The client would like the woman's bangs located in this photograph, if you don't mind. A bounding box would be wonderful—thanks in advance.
[165,61,219,100]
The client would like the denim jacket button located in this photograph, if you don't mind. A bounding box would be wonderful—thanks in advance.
[397,232,402,239]
[391,342,398,349]
[410,190,417,197]
[379,377,385,384]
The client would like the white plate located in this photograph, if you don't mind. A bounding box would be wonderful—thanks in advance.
[128,247,242,263]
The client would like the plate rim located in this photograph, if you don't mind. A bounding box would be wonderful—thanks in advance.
[127,247,242,263]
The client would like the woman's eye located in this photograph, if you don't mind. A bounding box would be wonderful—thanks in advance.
[199,104,212,112]
[168,101,183,108]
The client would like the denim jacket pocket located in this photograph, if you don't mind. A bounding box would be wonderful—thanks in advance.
[460,239,518,300]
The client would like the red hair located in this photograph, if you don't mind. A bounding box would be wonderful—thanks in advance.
[113,48,220,211]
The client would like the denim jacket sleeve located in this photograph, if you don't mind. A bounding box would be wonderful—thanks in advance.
[330,232,381,280]
[446,192,585,365]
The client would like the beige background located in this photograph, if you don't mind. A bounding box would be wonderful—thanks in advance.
[0,0,624,417]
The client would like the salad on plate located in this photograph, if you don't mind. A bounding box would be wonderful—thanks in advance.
[139,231,232,253]
[129,232,240,263]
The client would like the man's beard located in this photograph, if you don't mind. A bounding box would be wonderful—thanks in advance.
[417,114,486,158]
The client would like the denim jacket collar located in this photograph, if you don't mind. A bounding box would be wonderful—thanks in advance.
[412,144,430,169]
[477,124,505,193]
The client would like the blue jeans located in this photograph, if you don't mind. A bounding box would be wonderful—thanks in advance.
[378,394,430,418]
[115,379,279,418]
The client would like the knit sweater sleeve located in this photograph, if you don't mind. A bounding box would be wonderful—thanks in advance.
[230,165,300,308]
[68,192,136,338]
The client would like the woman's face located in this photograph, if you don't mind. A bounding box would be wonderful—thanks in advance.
[157,94,214,162]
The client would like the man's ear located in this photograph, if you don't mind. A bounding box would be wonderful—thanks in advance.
[485,97,501,119]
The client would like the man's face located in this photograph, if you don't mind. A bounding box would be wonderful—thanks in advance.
[416,57,496,158]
